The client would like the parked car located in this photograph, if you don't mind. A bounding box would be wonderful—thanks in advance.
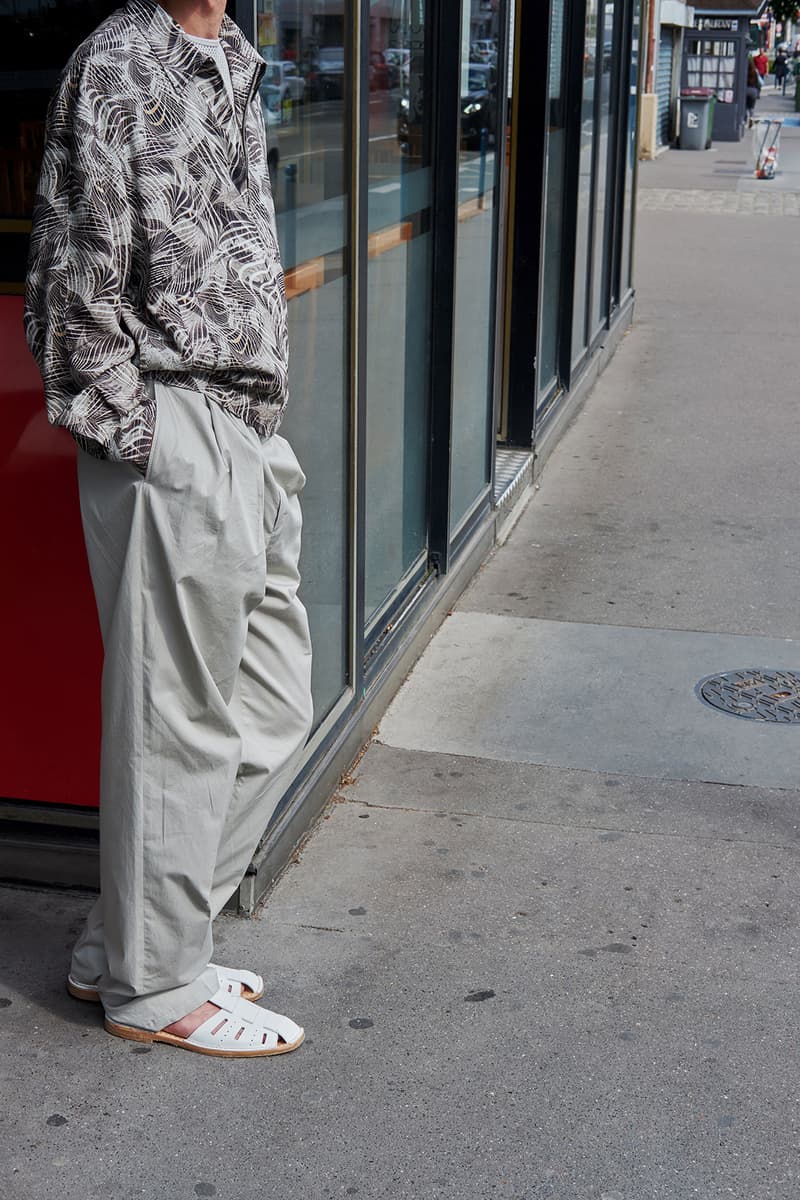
[262,59,305,104]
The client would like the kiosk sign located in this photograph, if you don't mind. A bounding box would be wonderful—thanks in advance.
[697,18,739,31]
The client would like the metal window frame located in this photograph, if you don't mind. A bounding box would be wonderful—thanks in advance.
[503,0,551,449]
[606,0,636,313]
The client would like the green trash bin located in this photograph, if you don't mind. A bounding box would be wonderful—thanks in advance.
[680,87,714,150]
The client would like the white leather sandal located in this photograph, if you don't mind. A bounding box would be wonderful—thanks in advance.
[104,987,304,1057]
[66,964,264,1004]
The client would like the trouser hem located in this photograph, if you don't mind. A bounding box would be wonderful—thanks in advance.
[101,963,221,1031]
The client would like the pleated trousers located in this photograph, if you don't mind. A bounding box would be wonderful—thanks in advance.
[69,381,313,1030]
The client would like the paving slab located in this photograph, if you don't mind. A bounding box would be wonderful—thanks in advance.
[351,742,800,849]
[378,613,800,789]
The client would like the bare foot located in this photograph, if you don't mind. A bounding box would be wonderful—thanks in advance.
[165,1000,222,1039]
[164,982,246,1039]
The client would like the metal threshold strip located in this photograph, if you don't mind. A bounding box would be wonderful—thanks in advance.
[494,446,532,508]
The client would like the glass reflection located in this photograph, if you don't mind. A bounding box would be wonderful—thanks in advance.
[257,0,350,725]
[590,0,618,336]
[572,0,598,362]
[449,0,502,531]
[621,1,639,295]
[364,0,432,628]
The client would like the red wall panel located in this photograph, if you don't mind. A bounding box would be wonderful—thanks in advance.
[0,295,101,807]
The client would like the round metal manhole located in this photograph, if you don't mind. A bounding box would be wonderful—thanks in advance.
[696,669,800,723]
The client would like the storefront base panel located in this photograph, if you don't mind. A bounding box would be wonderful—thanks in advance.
[0,805,99,893]
[533,294,635,485]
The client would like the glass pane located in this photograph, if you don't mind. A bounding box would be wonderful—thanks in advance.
[364,0,432,627]
[449,0,501,531]
[571,0,598,362]
[590,0,619,335]
[257,0,350,725]
[538,0,568,397]
[0,1,113,71]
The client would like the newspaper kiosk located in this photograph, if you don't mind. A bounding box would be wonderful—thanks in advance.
[681,4,760,142]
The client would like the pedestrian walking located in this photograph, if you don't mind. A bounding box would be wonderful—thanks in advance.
[754,48,769,84]
[774,48,789,94]
[24,0,313,1057]
[746,56,761,126]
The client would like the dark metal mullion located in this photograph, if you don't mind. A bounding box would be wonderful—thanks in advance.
[613,0,636,309]
[353,0,370,690]
[530,0,559,430]
[504,0,549,448]
[426,0,463,577]
[605,0,629,314]
[557,0,589,390]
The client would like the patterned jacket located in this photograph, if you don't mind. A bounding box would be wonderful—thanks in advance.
[24,0,287,472]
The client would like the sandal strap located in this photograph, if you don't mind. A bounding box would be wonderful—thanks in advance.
[210,964,264,996]
[183,988,302,1053]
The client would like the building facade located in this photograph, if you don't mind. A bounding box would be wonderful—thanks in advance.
[0,0,641,909]
[639,0,696,155]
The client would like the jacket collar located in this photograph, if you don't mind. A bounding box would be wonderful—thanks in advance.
[126,0,264,104]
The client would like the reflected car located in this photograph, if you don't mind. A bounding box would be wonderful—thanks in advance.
[263,59,305,104]
[460,65,497,149]
[384,47,410,90]
[397,66,497,153]
[317,46,345,99]
[397,93,411,154]
[369,50,390,91]
[470,39,496,64]
[259,82,281,129]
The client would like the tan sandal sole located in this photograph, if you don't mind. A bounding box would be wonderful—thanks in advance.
[104,1017,304,1057]
[67,979,262,1004]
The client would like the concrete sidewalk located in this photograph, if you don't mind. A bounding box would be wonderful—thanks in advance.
[3,135,800,1199]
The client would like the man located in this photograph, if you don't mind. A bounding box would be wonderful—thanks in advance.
[753,47,769,84]
[24,0,312,1056]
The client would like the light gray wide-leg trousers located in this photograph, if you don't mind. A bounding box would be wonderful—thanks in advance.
[69,381,313,1031]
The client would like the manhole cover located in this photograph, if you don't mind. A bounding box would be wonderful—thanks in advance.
[696,669,800,722]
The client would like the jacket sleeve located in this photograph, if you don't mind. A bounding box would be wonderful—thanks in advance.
[24,62,154,473]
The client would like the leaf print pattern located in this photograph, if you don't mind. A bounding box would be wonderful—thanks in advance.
[24,0,288,473]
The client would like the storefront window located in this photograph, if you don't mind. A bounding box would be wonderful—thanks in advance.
[538,0,568,399]
[256,0,351,725]
[449,0,501,532]
[364,0,432,629]
[571,0,598,363]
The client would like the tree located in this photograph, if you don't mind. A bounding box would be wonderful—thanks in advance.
[770,1,799,27]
